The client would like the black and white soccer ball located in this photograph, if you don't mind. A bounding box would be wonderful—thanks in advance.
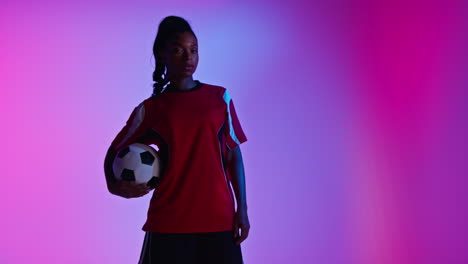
[112,143,162,189]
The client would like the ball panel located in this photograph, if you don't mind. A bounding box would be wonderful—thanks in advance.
[147,176,161,189]
[121,168,135,181]
[134,165,153,184]
[112,143,162,189]
[140,151,155,165]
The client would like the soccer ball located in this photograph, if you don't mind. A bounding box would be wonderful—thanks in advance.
[112,143,162,189]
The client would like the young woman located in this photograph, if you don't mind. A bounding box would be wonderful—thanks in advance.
[103,16,250,264]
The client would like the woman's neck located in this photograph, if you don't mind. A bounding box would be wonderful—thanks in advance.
[167,77,197,91]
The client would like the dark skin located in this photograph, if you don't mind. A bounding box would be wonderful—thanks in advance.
[226,145,250,245]
[158,31,199,91]
[104,31,250,245]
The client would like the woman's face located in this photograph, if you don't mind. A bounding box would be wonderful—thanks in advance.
[160,32,199,79]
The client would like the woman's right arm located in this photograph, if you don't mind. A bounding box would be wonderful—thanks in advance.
[105,101,152,198]
[103,146,118,194]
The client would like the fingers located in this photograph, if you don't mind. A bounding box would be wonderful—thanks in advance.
[235,225,250,245]
[136,183,152,192]
[134,183,151,197]
[233,223,239,239]
[125,190,149,199]
[120,182,151,198]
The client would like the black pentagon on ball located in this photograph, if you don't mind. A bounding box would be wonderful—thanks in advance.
[117,146,130,158]
[147,176,161,188]
[121,168,135,181]
[140,151,155,165]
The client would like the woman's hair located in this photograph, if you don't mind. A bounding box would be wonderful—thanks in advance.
[152,16,196,97]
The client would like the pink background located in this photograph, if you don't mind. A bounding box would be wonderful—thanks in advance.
[2,1,467,263]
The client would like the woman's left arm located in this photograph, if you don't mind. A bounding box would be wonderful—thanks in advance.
[226,145,250,245]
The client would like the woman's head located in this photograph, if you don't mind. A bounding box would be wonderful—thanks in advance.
[152,16,198,96]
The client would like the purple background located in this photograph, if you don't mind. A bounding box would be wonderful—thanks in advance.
[2,1,467,263]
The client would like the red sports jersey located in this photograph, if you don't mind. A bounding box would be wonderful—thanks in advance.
[110,80,247,233]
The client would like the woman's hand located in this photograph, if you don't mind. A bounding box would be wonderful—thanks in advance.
[109,181,153,199]
[233,208,250,245]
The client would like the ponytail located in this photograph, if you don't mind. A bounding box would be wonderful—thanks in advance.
[151,15,196,98]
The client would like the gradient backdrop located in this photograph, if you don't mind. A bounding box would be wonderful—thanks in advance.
[2,1,467,263]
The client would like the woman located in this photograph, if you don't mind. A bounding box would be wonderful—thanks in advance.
[103,16,250,264]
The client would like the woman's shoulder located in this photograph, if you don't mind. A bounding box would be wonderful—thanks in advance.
[132,96,156,112]
[201,81,229,96]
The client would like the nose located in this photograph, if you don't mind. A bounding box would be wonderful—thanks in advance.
[183,50,194,60]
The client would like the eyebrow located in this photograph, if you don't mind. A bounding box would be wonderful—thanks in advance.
[171,42,198,47]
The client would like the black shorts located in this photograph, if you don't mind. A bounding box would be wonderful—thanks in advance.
[137,230,244,264]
